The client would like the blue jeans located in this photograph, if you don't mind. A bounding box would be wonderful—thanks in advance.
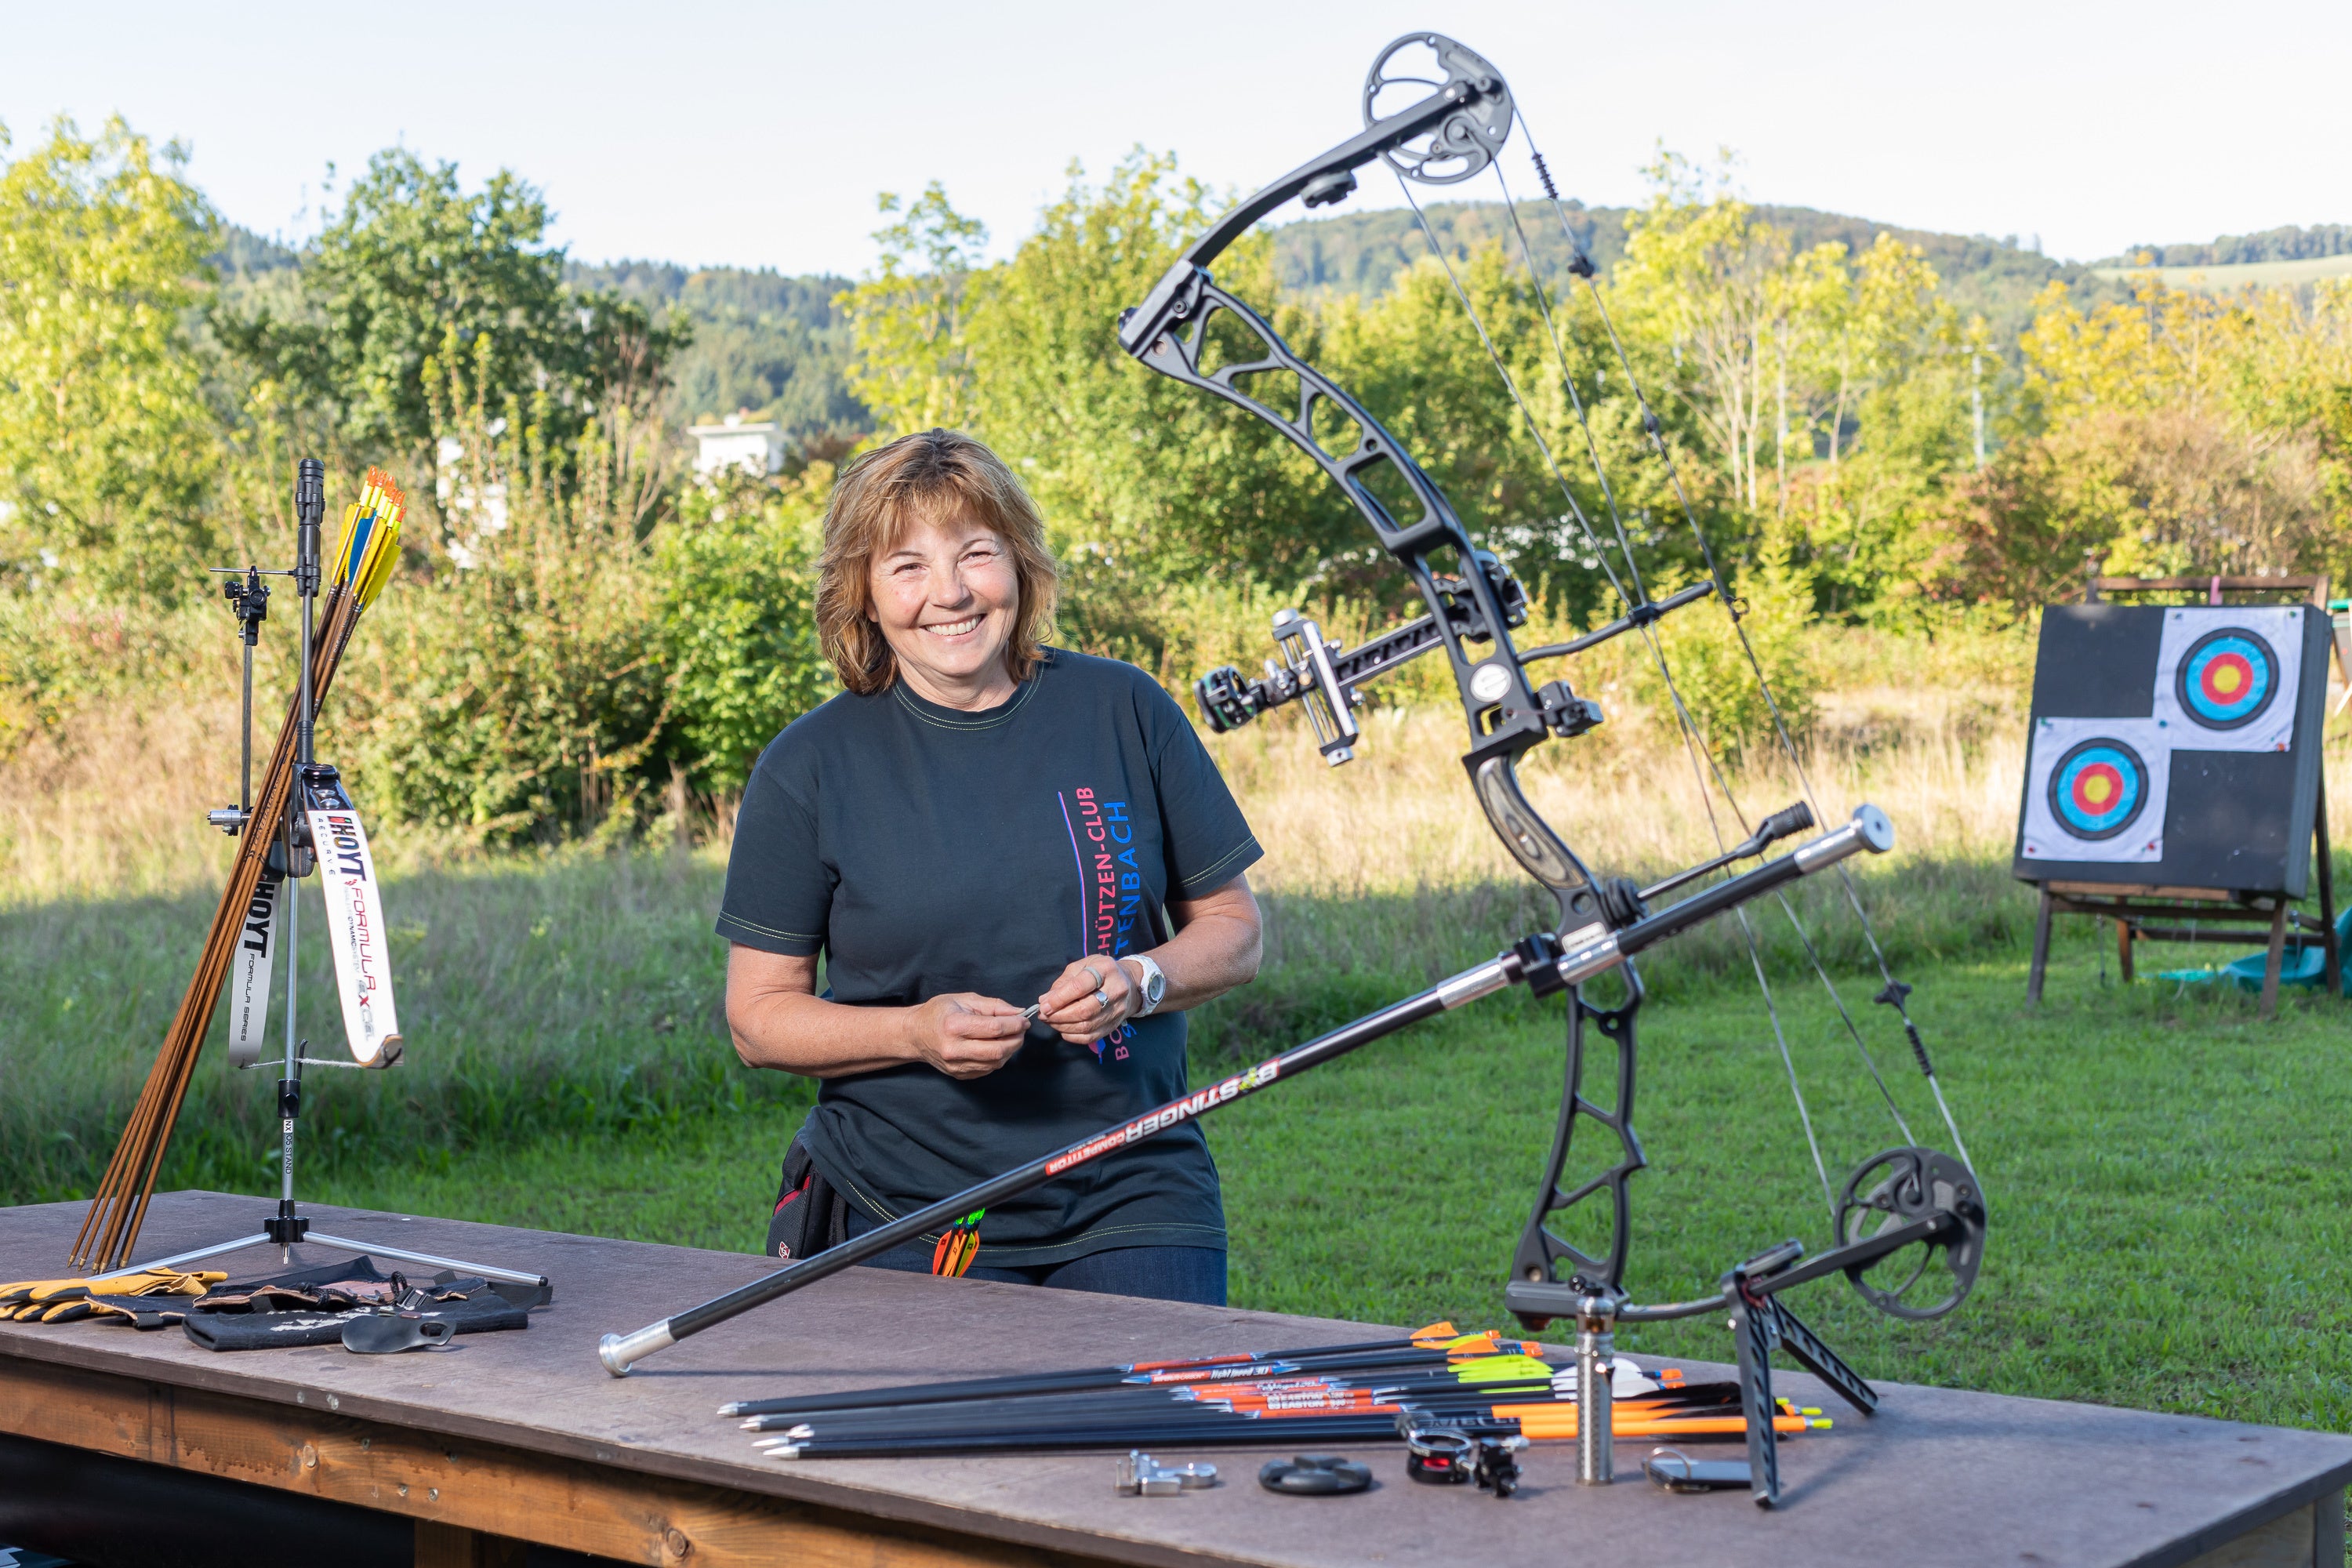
[840,1207,1226,1305]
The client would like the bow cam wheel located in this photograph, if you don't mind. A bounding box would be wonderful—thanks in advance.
[1835,1146,1986,1321]
[1362,34,1515,186]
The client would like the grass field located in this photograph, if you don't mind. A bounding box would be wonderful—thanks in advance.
[6,674,2352,1442]
[296,942,2352,1432]
[7,832,2350,1434]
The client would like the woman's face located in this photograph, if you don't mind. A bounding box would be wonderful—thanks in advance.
[867,510,1020,699]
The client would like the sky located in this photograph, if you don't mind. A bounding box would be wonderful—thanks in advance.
[4,0,2347,278]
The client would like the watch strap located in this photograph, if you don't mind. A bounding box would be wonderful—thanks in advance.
[1127,955,1167,1016]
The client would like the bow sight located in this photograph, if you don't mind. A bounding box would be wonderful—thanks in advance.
[602,34,1987,1508]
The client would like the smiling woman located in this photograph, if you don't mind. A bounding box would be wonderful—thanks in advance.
[716,429,1265,1305]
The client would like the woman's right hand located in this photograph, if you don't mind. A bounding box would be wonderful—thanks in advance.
[904,993,1031,1079]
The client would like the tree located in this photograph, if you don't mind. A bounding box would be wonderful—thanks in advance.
[0,117,218,599]
[1612,151,1790,513]
[654,470,833,795]
[216,149,684,490]
[839,183,989,436]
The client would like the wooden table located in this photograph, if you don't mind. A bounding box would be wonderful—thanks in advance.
[2,1192,2347,1568]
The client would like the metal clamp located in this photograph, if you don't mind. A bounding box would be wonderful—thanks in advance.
[1116,1451,1218,1496]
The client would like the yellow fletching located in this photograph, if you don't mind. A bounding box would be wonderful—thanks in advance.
[329,502,365,583]
[356,512,403,607]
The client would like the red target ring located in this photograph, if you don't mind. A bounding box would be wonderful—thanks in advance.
[2198,652,2254,706]
[2070,764,2124,815]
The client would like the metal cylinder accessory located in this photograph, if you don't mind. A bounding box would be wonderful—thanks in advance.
[1576,1294,1617,1485]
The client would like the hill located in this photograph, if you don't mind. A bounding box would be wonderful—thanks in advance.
[2090,252,2352,294]
[206,226,865,447]
[1272,201,2126,347]
[563,260,862,444]
[222,195,2318,456]
[2096,223,2352,269]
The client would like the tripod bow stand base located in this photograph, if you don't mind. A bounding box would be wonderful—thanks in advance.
[116,1208,550,1291]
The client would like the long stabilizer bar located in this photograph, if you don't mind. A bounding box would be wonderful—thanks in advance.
[598,806,1893,1374]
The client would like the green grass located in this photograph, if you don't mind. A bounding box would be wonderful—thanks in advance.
[0,850,800,1207]
[292,942,2352,1432]
[7,848,2350,1436]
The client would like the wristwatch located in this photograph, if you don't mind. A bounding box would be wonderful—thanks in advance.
[1123,955,1168,1017]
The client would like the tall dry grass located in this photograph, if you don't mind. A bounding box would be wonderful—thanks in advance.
[7,619,2343,1205]
[11,621,2336,910]
[1210,682,2030,897]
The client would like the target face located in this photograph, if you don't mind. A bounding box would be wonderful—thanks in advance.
[2048,739,2150,840]
[2175,628,2278,730]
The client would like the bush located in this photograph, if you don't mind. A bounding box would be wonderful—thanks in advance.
[1636,525,1819,760]
[655,470,834,794]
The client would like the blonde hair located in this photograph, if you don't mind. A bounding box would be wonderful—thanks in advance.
[814,430,1061,696]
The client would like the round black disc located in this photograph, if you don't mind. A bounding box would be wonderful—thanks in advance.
[1260,1454,1374,1494]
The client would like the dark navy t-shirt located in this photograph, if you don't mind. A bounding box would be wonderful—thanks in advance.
[717,649,1262,1266]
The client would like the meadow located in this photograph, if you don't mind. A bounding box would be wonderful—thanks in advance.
[5,641,2351,1437]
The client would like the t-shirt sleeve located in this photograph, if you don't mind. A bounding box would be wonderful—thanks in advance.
[1143,681,1264,898]
[716,740,830,956]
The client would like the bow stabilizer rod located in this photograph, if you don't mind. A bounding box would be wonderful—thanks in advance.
[597,808,1891,1374]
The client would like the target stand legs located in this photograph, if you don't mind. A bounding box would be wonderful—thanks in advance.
[2260,902,2291,1021]
[2027,890,2056,1004]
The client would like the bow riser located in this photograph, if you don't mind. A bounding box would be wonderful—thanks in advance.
[1128,274,1604,928]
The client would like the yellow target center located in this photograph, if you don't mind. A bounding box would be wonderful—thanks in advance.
[2212,665,2242,695]
[2082,775,2113,806]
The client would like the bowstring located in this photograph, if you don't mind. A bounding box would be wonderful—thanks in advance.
[1392,171,1839,1223]
[1483,155,1918,1149]
[1508,125,1976,1178]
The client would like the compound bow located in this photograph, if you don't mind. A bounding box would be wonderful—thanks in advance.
[1116,31,1987,1502]
[601,34,1986,1508]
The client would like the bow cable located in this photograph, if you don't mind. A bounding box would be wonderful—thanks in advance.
[1391,171,1840,1222]
[1468,164,1917,1154]
[1487,144,1932,1155]
[1388,136,1972,1205]
[1511,122,1975,1175]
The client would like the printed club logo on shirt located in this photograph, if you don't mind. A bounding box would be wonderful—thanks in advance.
[1059,786,1142,1062]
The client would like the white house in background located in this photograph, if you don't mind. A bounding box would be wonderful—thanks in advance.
[691,411,786,478]
[434,430,510,568]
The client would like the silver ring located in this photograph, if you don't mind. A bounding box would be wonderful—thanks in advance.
[1093,989,1110,1011]
[1081,965,1103,989]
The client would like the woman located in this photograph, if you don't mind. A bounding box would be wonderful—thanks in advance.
[719,428,1264,1305]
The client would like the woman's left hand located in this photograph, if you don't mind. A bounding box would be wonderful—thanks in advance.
[1037,957,1138,1045]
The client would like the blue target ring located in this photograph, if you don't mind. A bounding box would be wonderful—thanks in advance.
[2048,738,2149,841]
[2176,628,2278,731]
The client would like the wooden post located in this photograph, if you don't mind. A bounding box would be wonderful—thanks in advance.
[2318,769,2339,998]
[416,1523,528,1568]
[2028,888,2056,1004]
[2115,917,2136,983]
[2259,902,2290,1021]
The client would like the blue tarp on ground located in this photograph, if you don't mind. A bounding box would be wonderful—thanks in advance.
[2155,906,2352,996]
